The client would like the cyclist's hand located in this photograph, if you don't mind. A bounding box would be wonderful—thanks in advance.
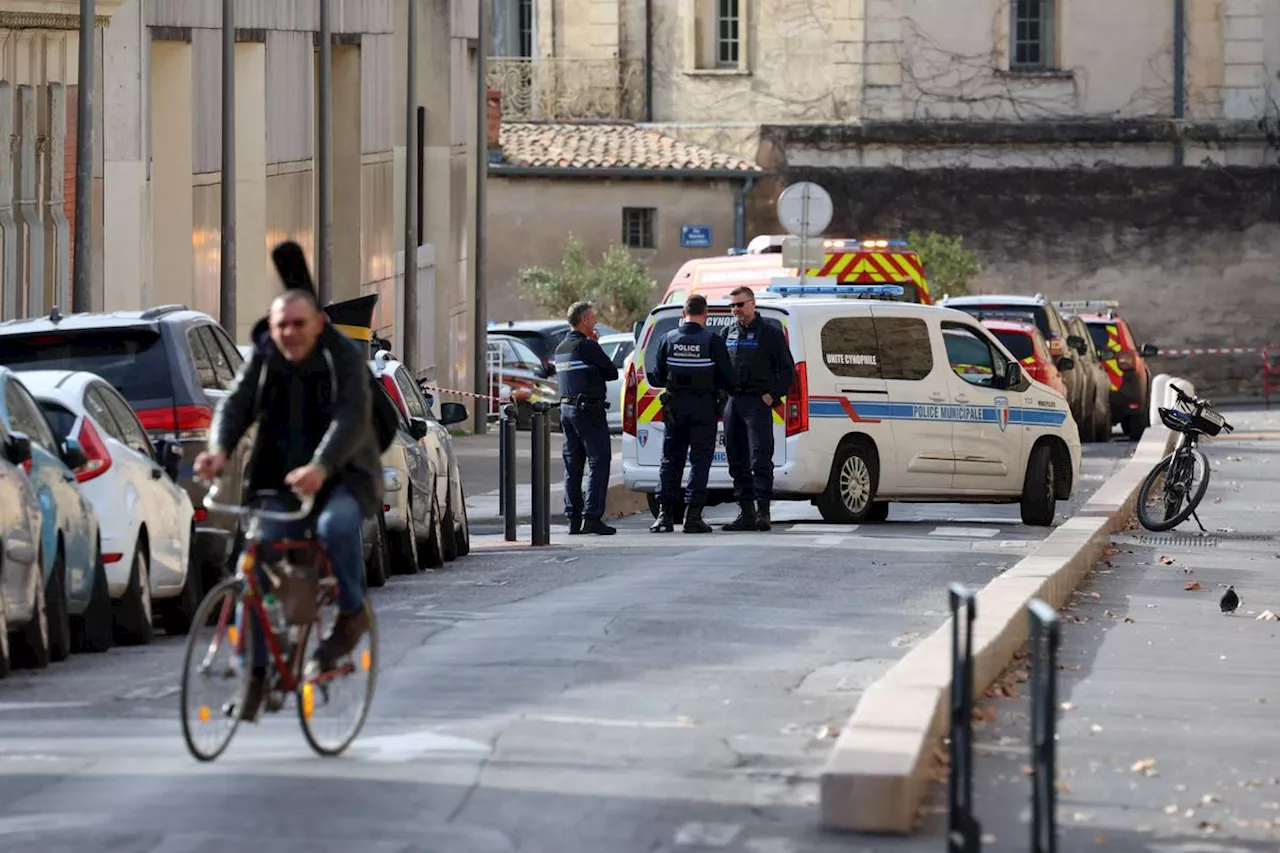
[194,450,227,482]
[285,463,328,498]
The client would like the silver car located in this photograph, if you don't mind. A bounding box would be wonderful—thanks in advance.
[0,415,48,675]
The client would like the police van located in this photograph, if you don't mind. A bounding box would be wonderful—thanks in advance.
[620,283,1082,526]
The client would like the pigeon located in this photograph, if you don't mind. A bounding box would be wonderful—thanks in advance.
[1220,586,1239,614]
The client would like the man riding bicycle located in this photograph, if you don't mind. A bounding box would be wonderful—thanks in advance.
[194,287,383,721]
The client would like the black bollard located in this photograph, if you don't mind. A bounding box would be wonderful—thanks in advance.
[1028,598,1060,853]
[530,402,550,546]
[948,582,981,853]
[500,403,517,542]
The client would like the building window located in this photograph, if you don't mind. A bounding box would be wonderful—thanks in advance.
[623,208,655,249]
[518,0,533,58]
[1010,0,1055,71]
[492,0,534,58]
[716,0,740,67]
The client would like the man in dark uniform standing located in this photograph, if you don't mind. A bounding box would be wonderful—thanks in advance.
[650,295,735,534]
[720,285,795,531]
[554,301,619,535]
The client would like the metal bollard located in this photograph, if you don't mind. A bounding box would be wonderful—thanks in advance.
[1028,599,1060,853]
[948,582,981,853]
[530,402,550,546]
[500,403,517,542]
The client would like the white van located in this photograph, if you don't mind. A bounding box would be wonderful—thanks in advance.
[620,285,1082,526]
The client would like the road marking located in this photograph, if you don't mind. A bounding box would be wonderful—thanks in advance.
[525,715,697,729]
[351,730,492,763]
[0,814,111,836]
[784,524,860,534]
[674,822,743,847]
[813,535,847,546]
[930,526,999,538]
[0,702,92,712]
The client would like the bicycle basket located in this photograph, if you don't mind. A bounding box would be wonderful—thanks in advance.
[272,559,322,625]
[1158,407,1191,432]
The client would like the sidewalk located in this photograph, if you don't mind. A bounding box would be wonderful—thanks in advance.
[949,407,1280,850]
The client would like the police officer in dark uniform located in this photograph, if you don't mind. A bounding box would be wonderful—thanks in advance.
[721,285,795,531]
[554,301,619,535]
[650,294,735,534]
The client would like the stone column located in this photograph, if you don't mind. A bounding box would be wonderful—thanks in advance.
[43,84,70,312]
[149,39,195,309]
[331,42,362,302]
[0,83,18,320]
[234,41,267,343]
[16,85,44,317]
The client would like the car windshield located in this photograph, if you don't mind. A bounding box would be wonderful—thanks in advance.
[992,331,1035,361]
[955,304,1050,338]
[1085,322,1112,353]
[0,330,172,403]
[36,400,76,442]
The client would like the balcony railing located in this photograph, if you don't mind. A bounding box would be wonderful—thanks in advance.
[486,57,645,122]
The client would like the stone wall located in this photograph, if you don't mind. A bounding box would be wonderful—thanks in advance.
[749,123,1280,398]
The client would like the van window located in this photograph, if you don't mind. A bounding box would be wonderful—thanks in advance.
[991,330,1034,361]
[874,317,933,381]
[820,318,881,379]
[942,323,1010,388]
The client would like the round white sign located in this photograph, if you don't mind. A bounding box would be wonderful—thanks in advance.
[776,181,833,238]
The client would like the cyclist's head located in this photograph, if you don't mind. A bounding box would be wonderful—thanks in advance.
[270,289,323,364]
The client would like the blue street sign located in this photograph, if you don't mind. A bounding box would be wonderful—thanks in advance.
[681,225,712,248]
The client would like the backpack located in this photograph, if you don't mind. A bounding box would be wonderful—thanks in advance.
[369,373,399,453]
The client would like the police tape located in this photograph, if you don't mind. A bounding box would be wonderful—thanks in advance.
[1154,346,1266,357]
[419,384,506,404]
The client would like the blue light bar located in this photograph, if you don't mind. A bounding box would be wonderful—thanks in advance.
[766,283,905,298]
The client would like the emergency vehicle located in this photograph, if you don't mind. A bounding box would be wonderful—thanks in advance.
[660,235,932,306]
[1053,300,1158,441]
[621,284,1082,526]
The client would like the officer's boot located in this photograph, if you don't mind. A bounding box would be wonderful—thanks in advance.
[649,506,675,533]
[568,517,583,535]
[721,501,758,531]
[682,505,712,534]
[755,499,772,531]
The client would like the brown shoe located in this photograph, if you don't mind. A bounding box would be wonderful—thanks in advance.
[309,607,370,673]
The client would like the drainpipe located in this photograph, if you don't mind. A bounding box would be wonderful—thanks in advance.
[1173,0,1186,166]
[734,175,758,250]
[643,0,653,121]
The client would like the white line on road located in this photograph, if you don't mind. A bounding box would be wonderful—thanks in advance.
[525,715,697,729]
[0,702,92,712]
[929,526,1000,538]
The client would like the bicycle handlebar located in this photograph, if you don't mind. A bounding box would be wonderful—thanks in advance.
[201,481,315,522]
[1168,382,1234,432]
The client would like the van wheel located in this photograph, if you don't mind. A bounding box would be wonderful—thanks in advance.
[1020,444,1057,527]
[817,443,878,524]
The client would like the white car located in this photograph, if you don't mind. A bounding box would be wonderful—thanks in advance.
[597,332,636,433]
[622,284,1082,526]
[20,370,199,642]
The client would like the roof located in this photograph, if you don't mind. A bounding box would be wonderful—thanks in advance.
[11,369,94,395]
[941,294,1046,307]
[0,305,203,335]
[489,320,570,331]
[980,319,1039,334]
[493,123,760,174]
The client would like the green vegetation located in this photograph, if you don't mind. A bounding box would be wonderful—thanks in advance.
[516,234,656,329]
[906,231,985,299]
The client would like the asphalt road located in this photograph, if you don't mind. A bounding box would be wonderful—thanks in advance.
[0,440,1135,853]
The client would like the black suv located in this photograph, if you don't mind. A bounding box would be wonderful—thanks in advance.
[0,306,252,593]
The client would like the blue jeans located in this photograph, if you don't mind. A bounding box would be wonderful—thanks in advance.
[237,483,366,671]
[561,403,612,520]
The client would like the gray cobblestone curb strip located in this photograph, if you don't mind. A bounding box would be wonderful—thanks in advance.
[818,378,1191,834]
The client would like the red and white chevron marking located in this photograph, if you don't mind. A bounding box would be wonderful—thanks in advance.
[1156,347,1263,356]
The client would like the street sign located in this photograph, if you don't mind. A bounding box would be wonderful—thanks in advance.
[681,225,712,248]
[776,181,832,277]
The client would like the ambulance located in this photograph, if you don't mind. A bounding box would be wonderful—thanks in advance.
[621,283,1082,526]
[659,234,933,306]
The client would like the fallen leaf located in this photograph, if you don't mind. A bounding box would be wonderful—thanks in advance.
[1056,780,1072,794]
[1202,793,1223,805]
[1088,592,1101,599]
[1160,556,1176,565]
[1186,581,1203,591]
[1164,804,1180,815]
[815,725,841,739]
[1124,617,1136,623]
[1091,724,1104,735]
[1256,610,1280,621]
[1131,758,1159,776]
[1060,701,1076,711]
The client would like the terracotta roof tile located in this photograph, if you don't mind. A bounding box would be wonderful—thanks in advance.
[495,122,760,172]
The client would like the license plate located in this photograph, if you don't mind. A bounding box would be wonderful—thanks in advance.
[1202,409,1225,427]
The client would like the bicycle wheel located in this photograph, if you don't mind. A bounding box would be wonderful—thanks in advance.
[1136,449,1210,531]
[180,578,254,762]
[295,598,378,757]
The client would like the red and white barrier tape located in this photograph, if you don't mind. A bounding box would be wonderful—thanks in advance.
[1156,347,1265,356]
[419,384,516,405]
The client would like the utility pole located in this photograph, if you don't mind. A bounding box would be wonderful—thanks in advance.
[219,0,237,334]
[403,0,419,367]
[71,0,94,313]
[317,0,333,303]
[472,0,489,434]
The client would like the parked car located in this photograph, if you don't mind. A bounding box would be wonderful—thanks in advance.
[980,319,1069,400]
[486,334,561,429]
[0,367,112,661]
[370,350,471,561]
[1074,308,1158,441]
[373,378,447,573]
[596,332,635,433]
[21,370,202,643]
[486,319,620,377]
[0,414,47,674]
[0,307,253,594]
[1061,314,1114,441]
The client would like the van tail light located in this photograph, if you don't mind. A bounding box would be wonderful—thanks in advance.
[622,363,638,436]
[136,405,213,442]
[786,361,809,437]
[1116,350,1136,370]
[72,417,113,482]
[1027,362,1049,385]
[380,374,407,417]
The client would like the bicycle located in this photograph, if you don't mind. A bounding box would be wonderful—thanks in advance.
[1136,383,1234,532]
[179,482,378,762]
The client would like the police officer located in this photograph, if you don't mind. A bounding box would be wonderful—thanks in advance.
[721,285,795,531]
[554,301,619,535]
[650,295,735,534]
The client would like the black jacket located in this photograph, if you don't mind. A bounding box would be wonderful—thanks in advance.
[210,317,384,518]
[720,314,795,401]
[553,330,619,401]
[654,321,734,394]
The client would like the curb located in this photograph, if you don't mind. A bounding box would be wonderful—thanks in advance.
[818,383,1190,835]
[468,480,650,529]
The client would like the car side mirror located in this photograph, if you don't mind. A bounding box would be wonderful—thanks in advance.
[439,402,468,426]
[1058,356,1076,371]
[1140,343,1158,357]
[1066,334,1087,354]
[1002,361,1023,389]
[60,437,89,471]
[6,431,31,466]
[408,417,429,441]
[543,361,557,376]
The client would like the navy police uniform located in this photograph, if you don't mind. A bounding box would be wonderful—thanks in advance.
[721,314,795,531]
[651,321,734,533]
[553,330,619,534]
